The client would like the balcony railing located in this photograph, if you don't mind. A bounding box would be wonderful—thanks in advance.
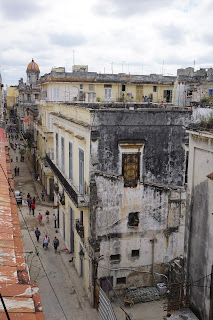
[45,153,88,207]
[76,220,84,239]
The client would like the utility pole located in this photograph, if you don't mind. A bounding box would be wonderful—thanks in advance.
[122,61,125,73]
[73,50,75,66]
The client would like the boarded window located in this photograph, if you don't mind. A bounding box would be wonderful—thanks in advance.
[122,153,140,187]
[100,277,113,291]
[116,277,126,285]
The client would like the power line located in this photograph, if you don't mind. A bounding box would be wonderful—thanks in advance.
[0,162,68,320]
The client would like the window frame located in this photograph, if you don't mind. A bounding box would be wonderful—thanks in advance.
[68,140,73,182]
[79,147,85,194]
[118,141,144,187]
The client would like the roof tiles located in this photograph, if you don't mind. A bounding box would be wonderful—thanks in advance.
[0,128,43,320]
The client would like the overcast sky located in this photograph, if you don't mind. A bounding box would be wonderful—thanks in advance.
[0,0,213,86]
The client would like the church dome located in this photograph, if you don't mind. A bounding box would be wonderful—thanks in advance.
[27,59,39,71]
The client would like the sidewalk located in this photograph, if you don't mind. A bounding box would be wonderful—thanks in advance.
[10,140,99,320]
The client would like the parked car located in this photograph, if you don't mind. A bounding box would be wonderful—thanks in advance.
[15,190,22,204]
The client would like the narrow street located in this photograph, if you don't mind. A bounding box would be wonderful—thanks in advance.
[9,133,99,320]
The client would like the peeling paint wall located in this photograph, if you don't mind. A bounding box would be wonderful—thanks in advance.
[90,108,190,292]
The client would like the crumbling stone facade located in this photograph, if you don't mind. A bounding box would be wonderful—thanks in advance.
[89,106,191,299]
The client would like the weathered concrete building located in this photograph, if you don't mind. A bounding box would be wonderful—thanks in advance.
[173,67,213,106]
[184,127,213,320]
[38,99,191,305]
[40,67,175,104]
[89,105,191,302]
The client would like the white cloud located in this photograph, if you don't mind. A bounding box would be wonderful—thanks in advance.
[0,0,213,85]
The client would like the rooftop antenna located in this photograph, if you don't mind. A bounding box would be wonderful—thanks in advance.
[73,50,75,66]
[110,62,113,74]
[122,61,125,73]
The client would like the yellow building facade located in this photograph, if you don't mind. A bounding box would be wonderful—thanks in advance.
[36,100,92,297]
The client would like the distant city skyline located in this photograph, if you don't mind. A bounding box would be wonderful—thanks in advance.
[0,0,213,86]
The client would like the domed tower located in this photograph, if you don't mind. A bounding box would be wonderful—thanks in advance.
[26,59,40,85]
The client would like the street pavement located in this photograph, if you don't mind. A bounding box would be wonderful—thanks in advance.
[9,135,99,320]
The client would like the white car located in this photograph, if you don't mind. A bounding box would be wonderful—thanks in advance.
[15,190,22,204]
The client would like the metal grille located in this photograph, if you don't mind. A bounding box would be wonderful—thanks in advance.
[98,288,117,320]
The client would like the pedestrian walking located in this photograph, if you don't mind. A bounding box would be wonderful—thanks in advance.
[28,202,32,215]
[43,235,50,249]
[14,167,17,176]
[41,190,45,201]
[45,210,50,223]
[31,202,35,215]
[35,228,40,242]
[53,237,59,253]
[38,213,43,225]
[53,213,57,228]
[17,167,19,176]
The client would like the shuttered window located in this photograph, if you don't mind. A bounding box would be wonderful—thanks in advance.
[61,137,65,173]
[122,153,140,187]
[79,149,84,194]
[69,142,73,181]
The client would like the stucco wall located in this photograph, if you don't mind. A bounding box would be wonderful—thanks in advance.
[89,108,190,291]
[185,132,213,320]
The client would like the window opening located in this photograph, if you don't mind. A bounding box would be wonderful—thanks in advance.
[128,212,139,227]
[80,210,83,225]
[110,254,121,261]
[116,277,126,285]
[132,250,140,257]
[56,133,59,165]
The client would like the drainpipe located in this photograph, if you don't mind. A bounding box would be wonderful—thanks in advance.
[150,239,155,286]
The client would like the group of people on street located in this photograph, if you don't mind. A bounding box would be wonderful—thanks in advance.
[27,193,36,215]
[37,210,50,225]
[34,228,59,253]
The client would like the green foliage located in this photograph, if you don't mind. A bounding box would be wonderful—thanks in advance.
[199,116,213,129]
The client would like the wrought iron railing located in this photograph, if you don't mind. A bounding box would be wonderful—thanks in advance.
[46,153,88,207]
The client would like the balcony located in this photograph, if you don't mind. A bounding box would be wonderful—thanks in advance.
[46,154,89,207]
[76,220,84,239]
